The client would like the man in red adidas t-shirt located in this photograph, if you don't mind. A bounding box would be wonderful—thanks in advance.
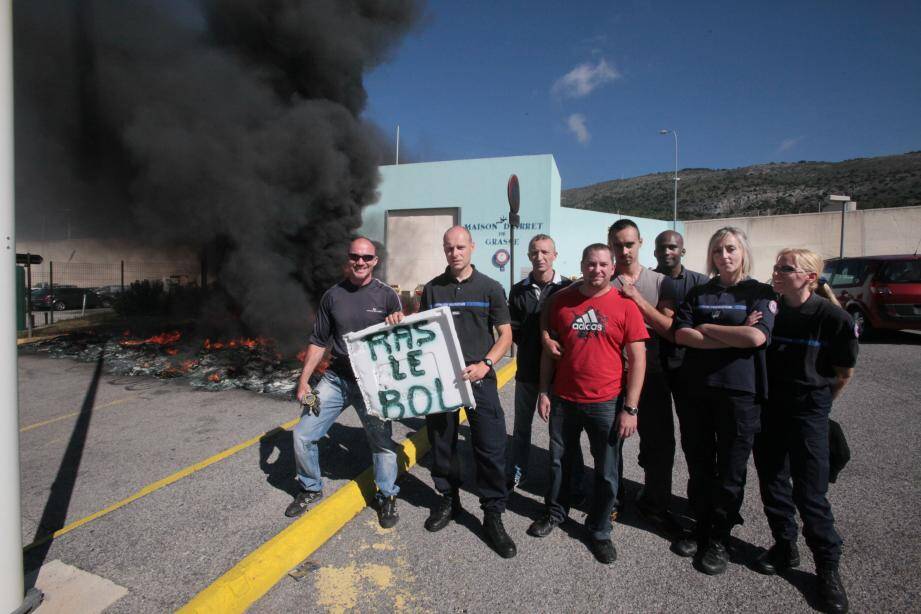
[526,243,648,565]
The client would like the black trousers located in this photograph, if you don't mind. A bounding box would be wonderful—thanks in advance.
[636,368,677,512]
[753,387,842,566]
[684,386,761,540]
[545,396,623,541]
[425,374,508,513]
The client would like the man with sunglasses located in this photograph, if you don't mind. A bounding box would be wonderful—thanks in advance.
[287,237,405,528]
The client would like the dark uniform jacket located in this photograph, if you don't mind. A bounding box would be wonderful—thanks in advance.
[508,272,571,383]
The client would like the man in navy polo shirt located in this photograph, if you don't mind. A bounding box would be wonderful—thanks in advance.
[420,226,516,559]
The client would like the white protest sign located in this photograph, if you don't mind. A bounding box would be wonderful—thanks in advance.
[344,306,475,420]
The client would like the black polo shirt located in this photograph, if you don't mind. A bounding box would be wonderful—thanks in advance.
[656,266,711,371]
[309,278,402,378]
[768,293,858,391]
[674,277,776,397]
[421,266,511,365]
[509,272,571,383]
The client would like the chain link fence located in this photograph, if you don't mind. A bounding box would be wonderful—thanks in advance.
[23,260,199,329]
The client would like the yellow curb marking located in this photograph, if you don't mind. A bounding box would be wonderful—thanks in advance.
[20,396,137,433]
[23,416,301,552]
[179,360,517,614]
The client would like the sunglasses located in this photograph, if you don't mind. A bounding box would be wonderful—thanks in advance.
[348,253,376,262]
[772,264,805,274]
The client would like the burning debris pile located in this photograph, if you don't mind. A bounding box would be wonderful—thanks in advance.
[22,330,326,397]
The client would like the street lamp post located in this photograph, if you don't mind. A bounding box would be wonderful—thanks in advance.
[659,129,679,230]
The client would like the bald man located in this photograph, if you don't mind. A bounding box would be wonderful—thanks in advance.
[288,237,405,528]
[420,226,516,558]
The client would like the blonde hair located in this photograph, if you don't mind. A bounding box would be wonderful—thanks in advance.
[776,247,842,307]
[706,227,753,279]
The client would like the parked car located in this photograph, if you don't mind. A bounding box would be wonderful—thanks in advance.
[29,287,105,311]
[822,255,921,338]
[94,284,125,307]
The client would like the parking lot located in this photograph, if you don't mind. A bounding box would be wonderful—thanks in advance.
[17,332,921,612]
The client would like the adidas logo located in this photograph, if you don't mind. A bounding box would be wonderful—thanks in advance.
[572,308,604,332]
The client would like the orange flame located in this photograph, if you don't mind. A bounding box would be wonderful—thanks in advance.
[208,373,221,382]
[121,330,181,347]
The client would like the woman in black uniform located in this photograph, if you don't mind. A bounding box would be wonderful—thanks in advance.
[672,227,776,575]
[752,248,857,614]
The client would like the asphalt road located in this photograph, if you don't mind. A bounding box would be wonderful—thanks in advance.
[17,332,921,612]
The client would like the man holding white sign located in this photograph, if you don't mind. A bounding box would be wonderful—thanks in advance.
[287,237,405,529]
[420,226,516,559]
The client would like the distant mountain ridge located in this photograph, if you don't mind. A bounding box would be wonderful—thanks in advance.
[561,151,921,220]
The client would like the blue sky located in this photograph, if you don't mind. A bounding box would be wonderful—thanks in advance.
[364,0,921,189]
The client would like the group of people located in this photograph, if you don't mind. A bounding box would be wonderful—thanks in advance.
[287,220,857,614]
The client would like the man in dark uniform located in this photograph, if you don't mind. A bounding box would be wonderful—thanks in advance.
[288,237,405,528]
[652,230,709,523]
[506,233,581,491]
[421,226,516,558]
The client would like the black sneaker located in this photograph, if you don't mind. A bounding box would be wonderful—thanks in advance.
[698,539,729,575]
[817,566,849,614]
[527,513,561,538]
[377,495,399,529]
[753,540,800,575]
[424,492,461,532]
[589,538,618,565]
[285,489,322,518]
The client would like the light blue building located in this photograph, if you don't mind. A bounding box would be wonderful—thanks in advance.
[359,154,679,294]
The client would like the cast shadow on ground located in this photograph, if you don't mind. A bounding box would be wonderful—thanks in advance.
[260,415,428,499]
[24,351,105,585]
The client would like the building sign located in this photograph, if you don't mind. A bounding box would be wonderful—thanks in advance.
[464,215,545,247]
[345,306,475,420]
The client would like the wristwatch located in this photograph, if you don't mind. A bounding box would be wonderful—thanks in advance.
[623,404,639,416]
[483,358,494,371]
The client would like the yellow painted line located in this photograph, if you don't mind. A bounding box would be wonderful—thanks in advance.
[24,416,301,552]
[20,396,137,433]
[180,360,517,614]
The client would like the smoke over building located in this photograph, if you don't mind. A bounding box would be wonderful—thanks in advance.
[13,0,423,346]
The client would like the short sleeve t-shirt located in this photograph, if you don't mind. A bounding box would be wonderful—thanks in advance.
[673,277,776,397]
[548,286,649,403]
[768,293,859,391]
[308,278,402,377]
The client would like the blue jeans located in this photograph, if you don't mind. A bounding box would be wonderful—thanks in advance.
[292,370,400,499]
[508,381,585,490]
[546,395,623,541]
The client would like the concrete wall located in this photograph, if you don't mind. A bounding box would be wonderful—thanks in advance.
[361,155,677,293]
[683,206,921,281]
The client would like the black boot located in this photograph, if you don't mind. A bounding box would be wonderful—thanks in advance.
[698,539,729,575]
[817,565,849,614]
[376,495,399,529]
[424,491,461,532]
[527,512,561,538]
[483,512,517,558]
[753,540,800,575]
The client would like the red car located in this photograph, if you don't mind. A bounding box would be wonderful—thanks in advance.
[823,255,921,338]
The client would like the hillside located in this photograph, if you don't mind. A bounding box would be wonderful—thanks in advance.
[561,151,921,220]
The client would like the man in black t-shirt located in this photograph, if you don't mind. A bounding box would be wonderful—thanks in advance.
[286,237,405,528]
[421,226,516,559]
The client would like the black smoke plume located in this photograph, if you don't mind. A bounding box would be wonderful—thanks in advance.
[14,0,422,347]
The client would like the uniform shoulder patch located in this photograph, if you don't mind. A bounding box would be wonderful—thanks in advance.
[768,300,778,314]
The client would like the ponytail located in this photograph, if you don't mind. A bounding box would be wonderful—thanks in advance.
[815,279,841,308]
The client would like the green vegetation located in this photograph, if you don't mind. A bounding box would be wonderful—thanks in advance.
[562,151,921,220]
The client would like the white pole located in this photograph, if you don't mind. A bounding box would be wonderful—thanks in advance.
[395,124,400,165]
[0,3,37,612]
